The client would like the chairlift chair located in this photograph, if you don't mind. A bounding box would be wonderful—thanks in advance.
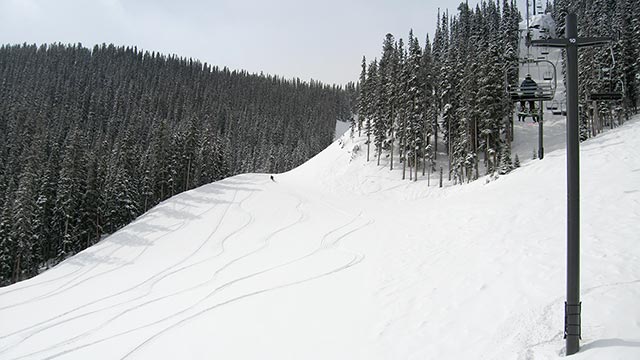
[589,49,624,102]
[589,92,623,101]
[506,58,557,103]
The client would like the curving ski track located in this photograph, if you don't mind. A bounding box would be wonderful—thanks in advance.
[7,182,373,360]
[0,189,256,356]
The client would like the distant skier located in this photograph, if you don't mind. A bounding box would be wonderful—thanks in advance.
[270,175,275,182]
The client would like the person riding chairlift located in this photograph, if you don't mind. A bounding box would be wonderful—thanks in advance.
[520,74,539,122]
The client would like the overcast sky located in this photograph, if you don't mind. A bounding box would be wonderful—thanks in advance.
[0,0,528,85]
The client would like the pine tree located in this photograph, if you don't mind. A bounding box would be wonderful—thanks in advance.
[374,33,396,166]
[406,31,425,180]
[357,56,367,136]
[365,59,379,162]
[499,145,513,175]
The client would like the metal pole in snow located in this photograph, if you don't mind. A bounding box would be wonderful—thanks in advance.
[530,12,611,356]
[564,13,581,355]
[538,99,544,159]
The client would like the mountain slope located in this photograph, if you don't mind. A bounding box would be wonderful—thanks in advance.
[1,116,639,360]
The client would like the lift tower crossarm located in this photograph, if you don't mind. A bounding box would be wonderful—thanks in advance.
[531,37,611,48]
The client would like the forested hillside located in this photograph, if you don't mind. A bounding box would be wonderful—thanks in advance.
[0,43,351,285]
[355,0,639,183]
[356,0,521,183]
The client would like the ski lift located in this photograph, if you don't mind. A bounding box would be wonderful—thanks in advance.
[506,58,557,103]
[543,71,553,81]
[588,46,624,102]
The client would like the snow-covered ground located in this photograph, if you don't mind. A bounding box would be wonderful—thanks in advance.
[1,107,639,359]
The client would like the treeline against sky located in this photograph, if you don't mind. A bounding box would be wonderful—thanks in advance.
[0,43,351,285]
[356,0,521,182]
[355,0,639,182]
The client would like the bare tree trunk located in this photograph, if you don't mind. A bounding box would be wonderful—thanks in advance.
[409,156,413,181]
[64,218,69,254]
[414,151,418,182]
[423,131,427,176]
[402,154,406,180]
[390,139,394,170]
[434,117,438,160]
[96,212,101,245]
[610,105,614,129]
[185,156,191,192]
[592,101,599,136]
[13,254,21,283]
[367,134,370,161]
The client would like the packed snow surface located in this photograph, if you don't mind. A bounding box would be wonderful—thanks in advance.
[1,114,640,359]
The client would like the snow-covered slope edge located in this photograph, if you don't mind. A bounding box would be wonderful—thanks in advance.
[0,117,639,360]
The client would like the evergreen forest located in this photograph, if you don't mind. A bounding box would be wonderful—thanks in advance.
[0,43,351,285]
[354,0,639,182]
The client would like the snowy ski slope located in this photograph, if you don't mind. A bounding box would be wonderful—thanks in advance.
[1,108,639,359]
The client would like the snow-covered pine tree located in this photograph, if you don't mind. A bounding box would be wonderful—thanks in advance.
[406,30,426,181]
[376,33,396,166]
[499,145,514,175]
[357,56,367,136]
[365,59,379,162]
[52,128,85,260]
[395,39,410,180]
[422,34,436,166]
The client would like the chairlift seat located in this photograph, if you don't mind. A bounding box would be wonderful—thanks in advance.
[509,83,555,102]
[589,92,623,101]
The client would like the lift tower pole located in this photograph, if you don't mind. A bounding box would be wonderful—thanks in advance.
[531,13,610,356]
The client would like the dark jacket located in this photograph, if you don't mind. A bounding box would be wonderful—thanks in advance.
[520,78,538,95]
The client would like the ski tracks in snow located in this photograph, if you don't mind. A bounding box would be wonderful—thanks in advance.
[0,176,374,360]
[0,182,255,359]
[118,202,372,360]
[0,196,209,312]
[112,185,372,360]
